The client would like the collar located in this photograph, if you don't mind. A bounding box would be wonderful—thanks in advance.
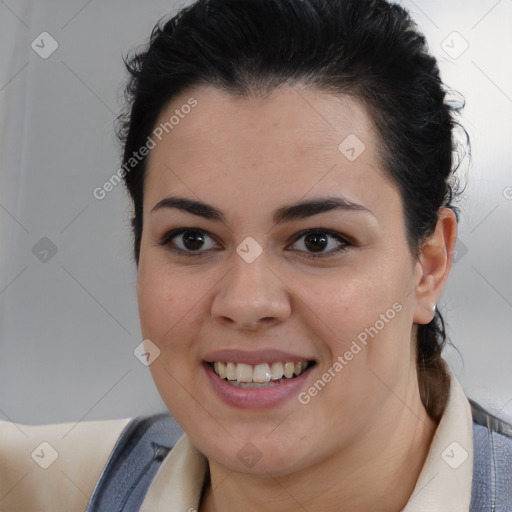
[402,364,473,511]
[140,364,473,511]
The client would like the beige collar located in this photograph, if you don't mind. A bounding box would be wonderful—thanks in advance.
[140,365,473,511]
[402,365,473,511]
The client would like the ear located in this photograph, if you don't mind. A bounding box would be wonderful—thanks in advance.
[413,207,458,324]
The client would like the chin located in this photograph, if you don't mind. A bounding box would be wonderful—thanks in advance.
[195,429,316,477]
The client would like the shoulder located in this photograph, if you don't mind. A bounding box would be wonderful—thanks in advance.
[469,399,512,510]
[85,412,184,511]
[470,397,512,456]
[0,416,132,512]
[470,398,512,439]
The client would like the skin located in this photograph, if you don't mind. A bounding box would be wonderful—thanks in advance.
[136,84,457,511]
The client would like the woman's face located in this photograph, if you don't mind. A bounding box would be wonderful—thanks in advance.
[137,85,428,476]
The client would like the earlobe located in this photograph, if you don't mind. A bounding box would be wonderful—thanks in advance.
[413,208,458,324]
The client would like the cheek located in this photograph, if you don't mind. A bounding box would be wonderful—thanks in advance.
[136,260,213,423]
[137,258,207,340]
[292,266,404,343]
[295,263,414,392]
[136,262,214,402]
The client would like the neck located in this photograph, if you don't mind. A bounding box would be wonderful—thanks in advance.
[200,374,438,512]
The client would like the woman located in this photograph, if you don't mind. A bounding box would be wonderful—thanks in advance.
[1,0,511,510]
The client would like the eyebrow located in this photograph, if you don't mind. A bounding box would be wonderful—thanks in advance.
[151,195,373,224]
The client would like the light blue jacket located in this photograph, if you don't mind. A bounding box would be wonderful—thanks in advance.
[85,399,512,511]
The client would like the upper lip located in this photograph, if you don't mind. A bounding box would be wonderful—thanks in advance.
[203,349,316,365]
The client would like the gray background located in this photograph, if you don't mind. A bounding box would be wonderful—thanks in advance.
[0,0,511,426]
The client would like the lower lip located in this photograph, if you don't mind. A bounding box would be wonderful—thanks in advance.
[202,363,314,409]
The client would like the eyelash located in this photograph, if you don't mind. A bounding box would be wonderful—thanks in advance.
[158,228,352,260]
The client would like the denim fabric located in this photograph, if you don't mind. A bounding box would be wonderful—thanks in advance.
[469,399,512,512]
[85,413,183,512]
[86,402,512,511]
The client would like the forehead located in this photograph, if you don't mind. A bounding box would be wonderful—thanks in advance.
[149,84,375,160]
[143,85,401,221]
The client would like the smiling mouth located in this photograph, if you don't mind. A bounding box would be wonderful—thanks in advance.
[207,360,316,389]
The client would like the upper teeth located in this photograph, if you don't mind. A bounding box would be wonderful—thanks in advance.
[212,361,310,383]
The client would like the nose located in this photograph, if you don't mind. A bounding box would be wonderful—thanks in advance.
[210,247,292,331]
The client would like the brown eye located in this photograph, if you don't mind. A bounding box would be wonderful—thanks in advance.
[289,229,351,259]
[303,232,329,252]
[180,230,206,251]
[159,228,221,256]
